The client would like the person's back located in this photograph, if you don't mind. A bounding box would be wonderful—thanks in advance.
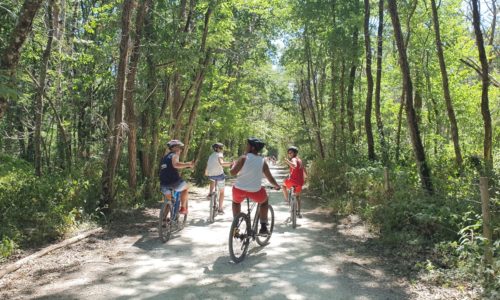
[159,139,194,214]
[234,153,264,192]
[205,143,232,214]
[230,138,280,235]
[206,151,224,177]
[160,152,182,187]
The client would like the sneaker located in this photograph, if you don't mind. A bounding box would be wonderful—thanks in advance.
[297,213,302,218]
[179,207,188,214]
[217,209,225,215]
[259,225,269,236]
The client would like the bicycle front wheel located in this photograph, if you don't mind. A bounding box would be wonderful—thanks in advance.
[159,202,172,242]
[228,213,250,263]
[256,205,274,246]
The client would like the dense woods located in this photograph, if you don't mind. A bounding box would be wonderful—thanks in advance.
[0,0,498,295]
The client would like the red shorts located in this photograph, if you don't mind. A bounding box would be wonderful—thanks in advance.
[283,178,302,193]
[232,186,268,204]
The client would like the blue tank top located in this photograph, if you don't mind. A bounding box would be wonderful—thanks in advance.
[159,152,181,186]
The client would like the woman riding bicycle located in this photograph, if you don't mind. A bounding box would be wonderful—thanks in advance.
[230,137,280,235]
[205,142,232,214]
[159,139,194,214]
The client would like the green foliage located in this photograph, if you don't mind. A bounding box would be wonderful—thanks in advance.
[0,155,101,256]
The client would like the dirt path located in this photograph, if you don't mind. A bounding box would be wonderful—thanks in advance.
[0,166,469,299]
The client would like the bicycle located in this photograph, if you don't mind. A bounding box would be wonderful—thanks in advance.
[159,189,188,243]
[228,187,276,263]
[287,186,298,229]
[208,179,222,223]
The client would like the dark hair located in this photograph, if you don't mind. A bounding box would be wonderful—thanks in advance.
[212,142,224,151]
[287,146,298,154]
[167,139,184,149]
[247,137,265,152]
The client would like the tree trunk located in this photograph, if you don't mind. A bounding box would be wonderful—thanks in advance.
[304,30,325,159]
[395,92,404,162]
[125,0,150,189]
[339,61,346,156]
[374,0,387,164]
[388,0,433,193]
[363,0,375,160]
[471,0,493,174]
[430,0,463,171]
[34,0,56,176]
[100,0,135,210]
[346,29,357,144]
[0,0,44,119]
[182,4,214,160]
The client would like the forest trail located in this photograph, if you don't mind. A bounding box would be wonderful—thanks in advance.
[1,166,446,300]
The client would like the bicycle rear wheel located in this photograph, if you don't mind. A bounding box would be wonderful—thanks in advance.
[209,192,218,223]
[228,213,250,263]
[256,205,274,246]
[159,202,172,242]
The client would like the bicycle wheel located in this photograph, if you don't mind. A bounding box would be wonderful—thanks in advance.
[291,198,297,229]
[209,192,218,223]
[256,205,274,246]
[228,213,250,263]
[159,202,172,242]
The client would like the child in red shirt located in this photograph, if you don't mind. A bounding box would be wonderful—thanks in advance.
[282,146,307,218]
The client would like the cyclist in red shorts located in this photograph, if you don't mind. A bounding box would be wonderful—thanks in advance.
[230,137,280,235]
[282,146,307,218]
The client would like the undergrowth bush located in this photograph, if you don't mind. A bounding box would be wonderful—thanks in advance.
[0,155,101,258]
[309,155,499,294]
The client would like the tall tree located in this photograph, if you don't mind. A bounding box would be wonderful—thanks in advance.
[0,0,44,119]
[430,0,463,171]
[374,0,387,164]
[471,0,493,174]
[34,0,57,176]
[346,29,358,145]
[387,0,433,193]
[363,0,375,160]
[125,0,150,189]
[101,0,135,210]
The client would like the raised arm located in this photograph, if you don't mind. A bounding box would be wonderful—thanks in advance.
[172,154,194,169]
[284,157,298,169]
[230,155,246,176]
[218,156,233,168]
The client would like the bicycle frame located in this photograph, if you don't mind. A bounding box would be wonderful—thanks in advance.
[169,190,181,222]
[244,197,260,239]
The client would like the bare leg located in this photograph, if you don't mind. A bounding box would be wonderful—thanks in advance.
[282,185,288,202]
[259,199,269,223]
[297,194,301,212]
[232,201,241,217]
[181,189,189,209]
[208,181,215,196]
[219,188,225,211]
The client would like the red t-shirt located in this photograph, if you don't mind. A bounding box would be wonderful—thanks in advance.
[289,158,304,186]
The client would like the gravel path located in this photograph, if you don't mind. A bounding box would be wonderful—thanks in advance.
[0,166,472,300]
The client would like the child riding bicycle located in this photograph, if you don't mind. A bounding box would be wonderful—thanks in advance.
[230,137,280,235]
[205,142,232,214]
[282,146,307,218]
[159,139,195,214]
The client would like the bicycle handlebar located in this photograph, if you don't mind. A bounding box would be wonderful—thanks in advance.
[265,185,281,191]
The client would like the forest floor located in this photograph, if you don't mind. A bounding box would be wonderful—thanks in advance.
[0,166,480,299]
